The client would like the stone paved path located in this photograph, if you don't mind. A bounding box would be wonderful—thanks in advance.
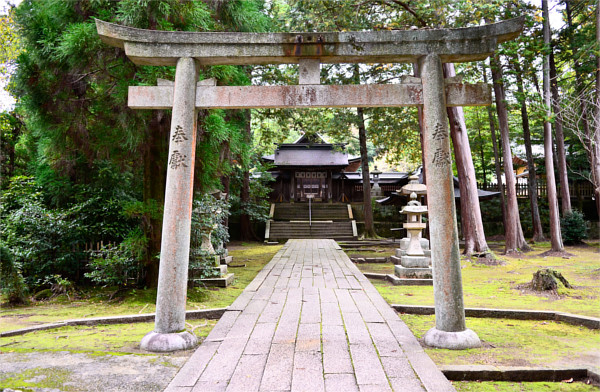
[165,239,455,392]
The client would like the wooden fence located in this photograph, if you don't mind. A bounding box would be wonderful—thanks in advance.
[478,180,595,199]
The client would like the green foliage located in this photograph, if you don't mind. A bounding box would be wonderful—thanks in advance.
[42,273,75,298]
[230,165,273,224]
[84,228,146,287]
[0,166,142,288]
[560,210,588,245]
[0,245,28,304]
[189,193,230,278]
[0,176,83,287]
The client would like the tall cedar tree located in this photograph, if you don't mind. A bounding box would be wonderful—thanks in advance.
[11,0,269,286]
[542,0,564,252]
[512,58,546,242]
[490,52,531,254]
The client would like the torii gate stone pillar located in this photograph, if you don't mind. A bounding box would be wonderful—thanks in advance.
[96,17,523,352]
[139,57,199,351]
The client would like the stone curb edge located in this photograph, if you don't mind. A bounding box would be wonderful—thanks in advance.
[440,365,600,384]
[363,272,433,286]
[392,304,600,329]
[0,308,228,338]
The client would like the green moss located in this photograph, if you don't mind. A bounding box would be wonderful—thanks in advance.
[360,242,600,317]
[0,367,74,391]
[354,262,395,274]
[0,320,217,355]
[0,242,281,333]
[399,315,600,371]
[453,381,599,391]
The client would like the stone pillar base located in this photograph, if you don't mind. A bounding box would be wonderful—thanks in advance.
[394,265,432,279]
[423,327,481,350]
[400,255,430,268]
[140,330,198,352]
[395,249,432,258]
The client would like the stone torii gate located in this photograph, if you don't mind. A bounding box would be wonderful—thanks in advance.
[96,17,523,352]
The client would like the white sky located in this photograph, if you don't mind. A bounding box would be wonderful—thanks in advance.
[0,0,566,113]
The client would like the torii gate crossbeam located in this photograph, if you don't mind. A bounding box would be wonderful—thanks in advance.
[96,17,524,353]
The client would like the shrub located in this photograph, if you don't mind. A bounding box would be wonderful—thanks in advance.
[0,245,28,304]
[84,229,146,287]
[189,193,230,278]
[560,210,588,244]
[1,176,87,287]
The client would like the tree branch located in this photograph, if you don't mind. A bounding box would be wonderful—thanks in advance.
[383,0,427,27]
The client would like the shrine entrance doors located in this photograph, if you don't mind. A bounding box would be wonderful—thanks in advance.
[295,171,328,202]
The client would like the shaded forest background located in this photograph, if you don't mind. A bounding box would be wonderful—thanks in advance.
[0,0,598,298]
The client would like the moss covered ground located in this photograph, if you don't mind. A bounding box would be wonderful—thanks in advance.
[0,242,280,391]
[358,241,600,317]
[0,242,281,333]
[356,240,600,391]
[0,320,218,356]
[453,381,598,391]
[0,367,74,391]
[400,314,599,372]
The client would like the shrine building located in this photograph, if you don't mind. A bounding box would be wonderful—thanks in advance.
[262,133,409,203]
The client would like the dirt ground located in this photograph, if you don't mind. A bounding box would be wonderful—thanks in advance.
[0,350,192,391]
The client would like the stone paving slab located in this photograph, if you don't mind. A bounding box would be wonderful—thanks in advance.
[165,239,455,392]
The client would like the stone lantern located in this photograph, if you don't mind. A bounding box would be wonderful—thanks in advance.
[371,166,383,198]
[393,175,432,279]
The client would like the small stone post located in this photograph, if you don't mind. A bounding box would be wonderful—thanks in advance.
[140,57,199,352]
[419,54,481,349]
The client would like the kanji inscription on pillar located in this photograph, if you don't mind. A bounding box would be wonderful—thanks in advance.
[432,148,451,167]
[432,122,447,141]
[169,150,188,170]
[172,125,188,143]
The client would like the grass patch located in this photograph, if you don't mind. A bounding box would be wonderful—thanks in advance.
[0,242,281,333]
[0,367,74,391]
[453,381,599,391]
[357,241,600,317]
[399,314,600,372]
[0,320,218,356]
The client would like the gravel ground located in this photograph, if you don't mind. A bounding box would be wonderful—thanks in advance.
[0,350,192,391]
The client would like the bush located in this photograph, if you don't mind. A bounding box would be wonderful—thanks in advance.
[189,193,230,278]
[1,176,85,287]
[0,245,28,304]
[561,210,588,244]
[84,229,146,287]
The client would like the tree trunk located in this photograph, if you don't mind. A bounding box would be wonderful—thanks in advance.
[358,106,376,238]
[566,1,600,215]
[595,2,600,215]
[543,0,564,252]
[240,110,257,241]
[490,55,531,254]
[477,124,487,189]
[483,65,507,230]
[443,63,489,256]
[413,62,427,179]
[513,59,546,242]
[550,48,572,214]
[353,64,376,238]
[221,141,231,230]
[143,110,170,287]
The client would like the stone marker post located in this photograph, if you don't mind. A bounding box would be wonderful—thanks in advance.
[419,54,481,349]
[140,57,199,352]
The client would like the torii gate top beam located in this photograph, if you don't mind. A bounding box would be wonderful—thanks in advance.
[95,17,524,67]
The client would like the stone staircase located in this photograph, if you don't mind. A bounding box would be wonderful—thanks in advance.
[266,203,357,241]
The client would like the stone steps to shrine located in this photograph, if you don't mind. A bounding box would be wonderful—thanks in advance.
[272,203,350,221]
[268,221,356,241]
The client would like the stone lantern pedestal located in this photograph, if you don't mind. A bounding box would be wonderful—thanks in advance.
[392,176,432,280]
[188,197,234,288]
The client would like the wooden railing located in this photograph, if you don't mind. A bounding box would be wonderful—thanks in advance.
[478,180,595,199]
[353,184,399,193]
